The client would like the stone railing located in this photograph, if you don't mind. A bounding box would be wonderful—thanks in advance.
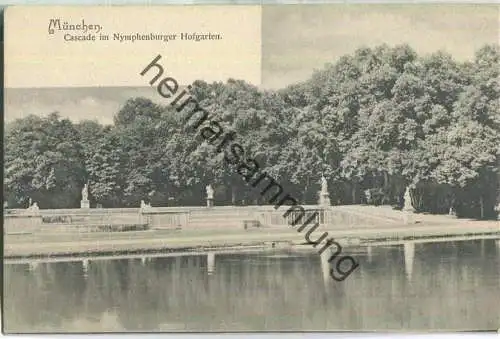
[255,208,325,226]
[7,204,384,234]
[3,207,193,234]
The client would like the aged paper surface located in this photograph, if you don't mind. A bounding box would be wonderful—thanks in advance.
[5,6,261,88]
[3,4,500,333]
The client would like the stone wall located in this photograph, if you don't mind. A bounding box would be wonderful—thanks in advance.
[142,210,189,229]
[4,212,43,234]
[4,207,190,234]
[5,205,397,234]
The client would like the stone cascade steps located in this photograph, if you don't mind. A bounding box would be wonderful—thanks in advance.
[186,209,257,228]
[41,213,143,226]
[185,221,245,229]
[325,208,400,226]
[333,205,458,225]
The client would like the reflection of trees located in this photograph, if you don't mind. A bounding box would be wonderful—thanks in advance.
[4,242,500,332]
[357,240,500,330]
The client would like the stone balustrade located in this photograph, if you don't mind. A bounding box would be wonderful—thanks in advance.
[4,204,403,234]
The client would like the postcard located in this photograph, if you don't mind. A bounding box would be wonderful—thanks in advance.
[3,3,499,333]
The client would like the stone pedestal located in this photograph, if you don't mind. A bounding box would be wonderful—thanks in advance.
[403,212,412,225]
[80,200,90,209]
[318,176,331,207]
[207,198,214,208]
[403,187,414,212]
[402,186,415,224]
[319,193,331,207]
[448,206,457,217]
[206,184,214,208]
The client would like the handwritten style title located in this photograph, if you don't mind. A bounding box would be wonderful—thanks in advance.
[48,18,102,34]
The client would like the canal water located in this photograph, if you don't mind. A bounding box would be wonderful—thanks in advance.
[3,239,499,332]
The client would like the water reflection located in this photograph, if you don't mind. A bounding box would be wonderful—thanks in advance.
[3,240,500,332]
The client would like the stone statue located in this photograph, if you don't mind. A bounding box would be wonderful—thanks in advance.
[206,185,214,207]
[206,185,214,200]
[82,184,89,201]
[140,200,146,208]
[27,202,39,211]
[321,176,328,194]
[403,187,414,212]
[364,189,372,204]
[80,183,90,208]
[318,176,331,207]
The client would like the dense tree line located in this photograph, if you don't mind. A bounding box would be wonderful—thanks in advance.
[4,44,499,219]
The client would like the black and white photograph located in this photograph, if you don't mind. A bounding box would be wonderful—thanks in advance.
[3,4,500,333]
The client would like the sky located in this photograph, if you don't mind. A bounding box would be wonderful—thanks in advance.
[261,4,499,89]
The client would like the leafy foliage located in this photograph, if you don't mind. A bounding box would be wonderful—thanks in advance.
[4,44,499,219]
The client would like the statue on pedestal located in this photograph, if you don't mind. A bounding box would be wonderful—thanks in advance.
[82,184,88,201]
[80,183,90,209]
[140,200,151,209]
[321,176,328,194]
[403,187,414,212]
[206,185,214,207]
[364,189,372,204]
[318,175,331,207]
[206,185,214,199]
[26,201,39,214]
[402,186,415,225]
